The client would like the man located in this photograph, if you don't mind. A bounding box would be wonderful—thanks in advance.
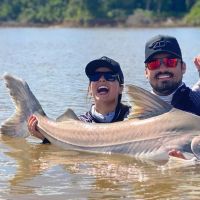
[144,34,200,116]
[144,35,200,159]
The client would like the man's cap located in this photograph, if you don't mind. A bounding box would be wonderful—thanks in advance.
[85,56,124,84]
[145,35,182,63]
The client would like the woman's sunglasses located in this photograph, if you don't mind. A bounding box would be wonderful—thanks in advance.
[146,58,179,70]
[88,72,119,82]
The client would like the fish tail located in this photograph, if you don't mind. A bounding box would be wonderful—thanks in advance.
[0,73,45,137]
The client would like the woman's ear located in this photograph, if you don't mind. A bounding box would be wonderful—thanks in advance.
[88,84,93,96]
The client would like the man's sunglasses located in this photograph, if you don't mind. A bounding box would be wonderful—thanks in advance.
[88,72,119,82]
[146,58,180,70]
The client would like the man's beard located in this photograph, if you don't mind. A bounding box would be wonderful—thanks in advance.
[151,80,182,96]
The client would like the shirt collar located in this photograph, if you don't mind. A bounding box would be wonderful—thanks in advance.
[151,82,184,104]
[91,105,115,123]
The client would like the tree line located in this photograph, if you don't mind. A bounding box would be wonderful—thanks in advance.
[0,0,200,26]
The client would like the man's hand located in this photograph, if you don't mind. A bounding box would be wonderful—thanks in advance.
[194,55,200,71]
[168,149,186,159]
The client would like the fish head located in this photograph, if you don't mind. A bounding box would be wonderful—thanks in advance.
[191,136,200,160]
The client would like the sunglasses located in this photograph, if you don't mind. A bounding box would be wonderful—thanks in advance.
[146,58,179,70]
[88,72,119,82]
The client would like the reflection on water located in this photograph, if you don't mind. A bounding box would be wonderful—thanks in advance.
[1,27,200,199]
[1,134,200,199]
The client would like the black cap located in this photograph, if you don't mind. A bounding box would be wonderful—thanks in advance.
[85,56,124,84]
[145,35,182,63]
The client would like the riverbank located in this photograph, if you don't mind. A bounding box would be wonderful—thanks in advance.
[0,18,197,28]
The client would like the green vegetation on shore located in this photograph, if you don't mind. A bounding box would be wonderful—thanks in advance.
[0,0,200,27]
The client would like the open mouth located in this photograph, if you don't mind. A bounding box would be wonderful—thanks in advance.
[97,86,109,94]
[156,72,173,80]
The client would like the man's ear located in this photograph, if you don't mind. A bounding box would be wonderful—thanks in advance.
[181,61,186,74]
[145,68,148,79]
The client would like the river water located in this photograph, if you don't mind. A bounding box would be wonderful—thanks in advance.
[0,27,200,199]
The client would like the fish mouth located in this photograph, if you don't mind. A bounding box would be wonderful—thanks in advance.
[155,72,174,80]
[97,86,109,94]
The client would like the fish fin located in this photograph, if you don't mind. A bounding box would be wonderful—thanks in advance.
[0,73,45,137]
[56,108,79,122]
[126,84,172,119]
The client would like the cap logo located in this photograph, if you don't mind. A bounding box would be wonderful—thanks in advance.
[101,56,111,63]
[149,40,170,50]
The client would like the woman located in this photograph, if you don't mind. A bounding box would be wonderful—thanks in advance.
[28,56,130,143]
[79,56,130,123]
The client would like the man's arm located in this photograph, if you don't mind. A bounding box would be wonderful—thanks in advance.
[194,55,200,76]
[192,55,200,91]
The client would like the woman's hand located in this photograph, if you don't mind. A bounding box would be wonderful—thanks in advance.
[28,115,45,140]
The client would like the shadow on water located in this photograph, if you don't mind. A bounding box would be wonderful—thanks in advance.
[1,134,200,199]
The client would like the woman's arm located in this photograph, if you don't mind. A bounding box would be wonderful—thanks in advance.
[28,115,50,143]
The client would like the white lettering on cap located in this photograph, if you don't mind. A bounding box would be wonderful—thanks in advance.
[149,40,171,50]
